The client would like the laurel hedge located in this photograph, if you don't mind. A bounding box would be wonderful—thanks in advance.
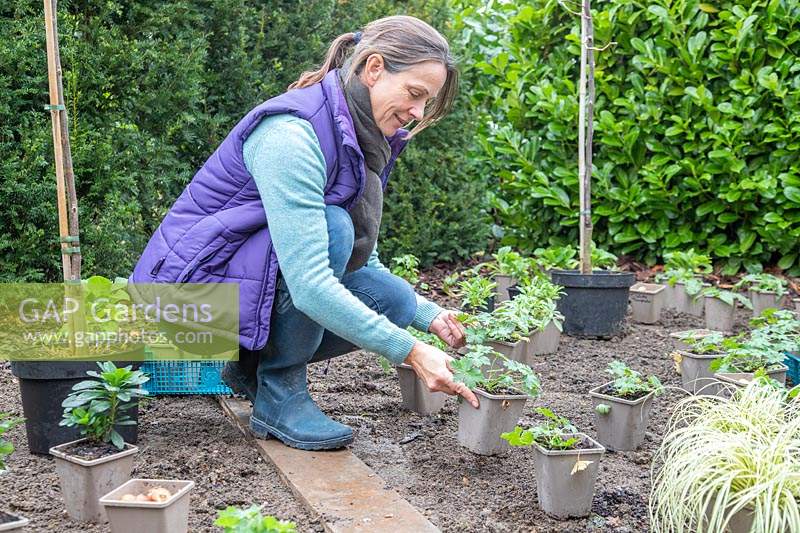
[454,0,800,274]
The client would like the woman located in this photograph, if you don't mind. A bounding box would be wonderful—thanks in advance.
[130,15,478,450]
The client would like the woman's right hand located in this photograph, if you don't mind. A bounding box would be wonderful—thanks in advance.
[404,341,479,408]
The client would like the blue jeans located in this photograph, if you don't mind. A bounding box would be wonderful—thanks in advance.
[243,205,417,369]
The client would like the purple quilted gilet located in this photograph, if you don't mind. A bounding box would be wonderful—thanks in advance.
[129,69,408,350]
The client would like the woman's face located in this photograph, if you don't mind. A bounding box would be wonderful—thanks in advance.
[360,55,447,136]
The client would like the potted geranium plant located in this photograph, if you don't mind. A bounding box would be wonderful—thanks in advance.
[451,344,541,455]
[702,286,753,332]
[49,361,149,523]
[0,413,28,532]
[650,383,800,532]
[734,273,788,317]
[674,331,728,394]
[589,361,663,451]
[502,408,605,518]
[99,478,196,533]
[486,246,532,302]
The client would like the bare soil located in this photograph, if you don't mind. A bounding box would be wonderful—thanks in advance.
[0,264,763,532]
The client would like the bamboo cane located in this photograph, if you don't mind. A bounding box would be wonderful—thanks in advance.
[578,0,595,274]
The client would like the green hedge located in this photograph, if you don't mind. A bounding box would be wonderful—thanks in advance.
[1,0,488,281]
[454,0,800,274]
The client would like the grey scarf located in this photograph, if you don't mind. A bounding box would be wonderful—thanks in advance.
[338,68,391,272]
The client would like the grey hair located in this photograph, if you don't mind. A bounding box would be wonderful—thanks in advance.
[289,15,458,138]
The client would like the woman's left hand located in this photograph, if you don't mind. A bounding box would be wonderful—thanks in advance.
[429,310,467,349]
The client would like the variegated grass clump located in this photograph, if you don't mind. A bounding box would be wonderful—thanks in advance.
[650,383,800,533]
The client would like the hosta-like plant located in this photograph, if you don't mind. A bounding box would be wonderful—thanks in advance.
[734,273,788,298]
[663,249,713,275]
[650,384,800,532]
[60,362,150,449]
[605,360,664,398]
[450,344,541,397]
[701,287,753,309]
[501,407,580,450]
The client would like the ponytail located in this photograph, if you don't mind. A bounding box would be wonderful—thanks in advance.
[288,32,359,90]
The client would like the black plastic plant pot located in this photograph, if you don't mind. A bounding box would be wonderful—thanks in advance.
[10,349,143,454]
[549,270,635,338]
[507,285,520,300]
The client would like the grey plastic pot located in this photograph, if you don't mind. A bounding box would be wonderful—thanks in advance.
[99,478,195,533]
[50,438,138,523]
[660,283,678,310]
[749,289,781,317]
[0,512,28,532]
[457,388,528,456]
[494,274,517,303]
[629,282,665,324]
[486,338,527,366]
[526,320,561,358]
[396,364,447,416]
[675,282,706,317]
[678,350,723,395]
[714,364,787,392]
[531,433,605,518]
[588,383,655,451]
[704,296,735,332]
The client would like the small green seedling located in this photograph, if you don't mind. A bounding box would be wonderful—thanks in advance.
[215,504,297,533]
[457,275,496,311]
[390,254,421,286]
[502,407,580,450]
[450,344,541,397]
[0,413,24,471]
[60,361,150,449]
[605,360,664,398]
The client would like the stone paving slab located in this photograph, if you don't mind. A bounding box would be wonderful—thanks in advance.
[218,396,439,533]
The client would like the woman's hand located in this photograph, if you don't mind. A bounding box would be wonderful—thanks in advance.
[428,310,467,349]
[404,341,479,408]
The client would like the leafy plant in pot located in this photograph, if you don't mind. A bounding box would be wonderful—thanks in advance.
[701,286,753,332]
[457,274,497,313]
[502,408,605,518]
[451,345,541,455]
[589,361,664,451]
[10,276,143,454]
[674,331,728,395]
[650,383,800,532]
[710,346,788,388]
[49,362,149,523]
[734,273,788,317]
[486,246,533,302]
[507,276,565,356]
[0,414,29,532]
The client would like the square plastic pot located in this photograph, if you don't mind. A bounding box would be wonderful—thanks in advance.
[532,433,605,519]
[486,338,527,366]
[629,282,665,324]
[494,274,517,302]
[50,438,138,523]
[526,320,561,358]
[396,364,447,416]
[99,479,195,533]
[678,350,723,395]
[661,283,678,310]
[457,389,528,456]
[749,289,781,317]
[0,512,28,532]
[588,383,655,451]
[704,296,735,332]
[675,282,706,317]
